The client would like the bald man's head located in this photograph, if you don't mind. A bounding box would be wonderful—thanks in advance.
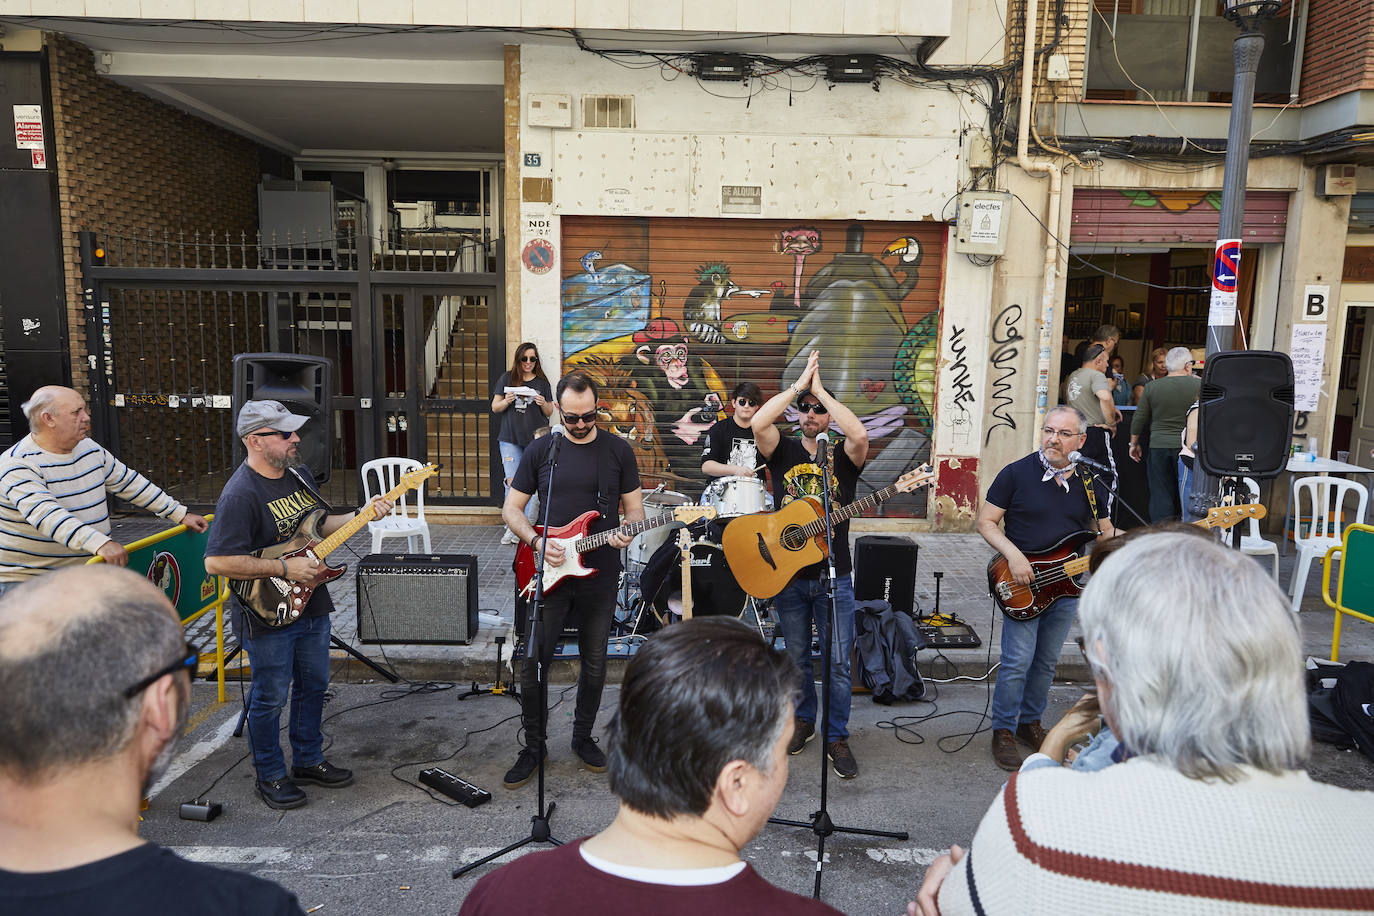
[0,567,186,782]
[21,385,90,452]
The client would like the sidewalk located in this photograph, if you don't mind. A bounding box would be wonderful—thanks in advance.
[108,514,1374,686]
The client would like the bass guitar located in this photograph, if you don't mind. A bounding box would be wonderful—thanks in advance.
[516,505,716,599]
[722,465,935,600]
[231,462,438,627]
[987,503,1267,621]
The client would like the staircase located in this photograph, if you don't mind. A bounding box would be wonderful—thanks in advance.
[423,295,494,500]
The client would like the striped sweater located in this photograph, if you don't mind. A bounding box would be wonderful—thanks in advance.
[0,435,187,581]
[938,756,1374,914]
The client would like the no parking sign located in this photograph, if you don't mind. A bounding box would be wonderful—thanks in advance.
[1207,238,1241,325]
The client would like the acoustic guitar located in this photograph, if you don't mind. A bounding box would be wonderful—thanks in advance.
[722,465,935,600]
[987,503,1267,621]
[231,462,438,627]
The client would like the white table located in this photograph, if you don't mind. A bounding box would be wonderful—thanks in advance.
[1280,456,1374,556]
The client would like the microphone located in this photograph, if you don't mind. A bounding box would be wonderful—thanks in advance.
[548,424,565,438]
[815,431,830,467]
[1068,450,1111,473]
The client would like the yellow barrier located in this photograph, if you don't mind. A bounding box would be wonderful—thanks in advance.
[1320,523,1374,662]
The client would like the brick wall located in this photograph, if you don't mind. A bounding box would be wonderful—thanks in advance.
[46,34,266,392]
[1299,0,1374,106]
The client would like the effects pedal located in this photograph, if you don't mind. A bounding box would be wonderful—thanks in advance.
[419,767,491,808]
[915,620,982,650]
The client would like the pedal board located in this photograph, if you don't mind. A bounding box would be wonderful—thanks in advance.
[418,767,492,808]
[915,620,981,650]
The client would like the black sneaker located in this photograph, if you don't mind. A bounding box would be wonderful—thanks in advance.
[827,740,859,779]
[787,718,816,755]
[503,746,544,789]
[256,777,307,810]
[290,760,354,788]
[572,737,608,773]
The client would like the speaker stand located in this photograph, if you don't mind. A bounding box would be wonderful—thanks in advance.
[330,634,399,682]
[459,634,521,703]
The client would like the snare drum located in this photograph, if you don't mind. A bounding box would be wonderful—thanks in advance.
[701,475,773,518]
[628,488,691,566]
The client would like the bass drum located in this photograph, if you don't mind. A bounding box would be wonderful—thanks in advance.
[628,489,691,567]
[701,475,774,518]
[638,521,748,619]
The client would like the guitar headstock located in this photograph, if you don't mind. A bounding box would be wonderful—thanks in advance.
[401,463,440,490]
[894,464,936,494]
[677,527,693,553]
[673,506,717,523]
[1204,502,1267,530]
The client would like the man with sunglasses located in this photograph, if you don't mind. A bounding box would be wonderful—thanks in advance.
[0,566,305,913]
[0,386,208,593]
[501,371,643,790]
[976,405,1117,771]
[204,400,392,811]
[701,382,767,482]
[752,350,869,779]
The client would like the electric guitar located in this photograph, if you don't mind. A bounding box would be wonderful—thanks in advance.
[987,503,1267,621]
[231,463,438,627]
[678,527,694,621]
[515,505,716,599]
[721,465,935,600]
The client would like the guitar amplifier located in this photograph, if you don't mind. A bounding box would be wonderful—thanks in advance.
[356,554,479,645]
[854,535,918,616]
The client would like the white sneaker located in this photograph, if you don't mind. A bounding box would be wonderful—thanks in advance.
[500,529,519,545]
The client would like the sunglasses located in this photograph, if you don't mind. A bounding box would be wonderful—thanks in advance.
[797,402,829,415]
[251,430,294,439]
[562,409,599,425]
[123,642,198,699]
[520,355,539,363]
[734,397,760,408]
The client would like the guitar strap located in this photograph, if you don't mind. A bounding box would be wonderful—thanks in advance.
[595,432,614,519]
[1078,469,1103,537]
[288,465,336,515]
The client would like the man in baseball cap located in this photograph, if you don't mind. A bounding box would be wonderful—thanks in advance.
[234,400,311,438]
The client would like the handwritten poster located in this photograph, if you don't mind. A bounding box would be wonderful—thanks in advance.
[1290,324,1326,412]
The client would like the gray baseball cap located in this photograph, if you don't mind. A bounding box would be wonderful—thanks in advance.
[236,399,310,437]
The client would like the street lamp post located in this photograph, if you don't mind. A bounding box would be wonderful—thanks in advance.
[1206,0,1282,360]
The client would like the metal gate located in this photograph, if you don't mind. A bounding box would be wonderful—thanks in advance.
[79,227,502,508]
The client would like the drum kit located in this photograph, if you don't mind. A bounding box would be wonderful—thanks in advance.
[616,477,775,637]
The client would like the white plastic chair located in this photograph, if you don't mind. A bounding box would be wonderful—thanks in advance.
[361,457,432,554]
[1239,477,1279,582]
[1288,476,1368,614]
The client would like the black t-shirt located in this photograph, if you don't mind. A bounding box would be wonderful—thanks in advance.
[701,417,765,481]
[764,435,860,577]
[494,372,553,447]
[511,430,641,575]
[204,462,335,639]
[985,452,1109,554]
[0,843,304,915]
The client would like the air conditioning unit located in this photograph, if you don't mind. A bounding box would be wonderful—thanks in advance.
[1318,164,1357,197]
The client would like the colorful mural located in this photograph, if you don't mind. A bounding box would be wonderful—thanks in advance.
[560,217,945,516]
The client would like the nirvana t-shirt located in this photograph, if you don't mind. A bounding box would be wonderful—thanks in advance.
[1065,367,1111,426]
[701,417,765,481]
[985,452,1109,554]
[205,462,335,639]
[764,435,860,577]
[495,372,553,447]
[0,843,304,915]
[512,429,641,576]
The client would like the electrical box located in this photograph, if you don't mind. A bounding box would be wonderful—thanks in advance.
[966,132,995,170]
[826,55,877,83]
[1319,164,1358,197]
[1046,54,1071,81]
[696,54,750,81]
[954,191,1011,256]
[528,93,573,128]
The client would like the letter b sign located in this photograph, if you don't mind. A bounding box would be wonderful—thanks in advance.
[1302,285,1329,322]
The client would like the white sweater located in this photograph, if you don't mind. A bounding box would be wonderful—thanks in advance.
[939,756,1374,914]
[0,436,186,581]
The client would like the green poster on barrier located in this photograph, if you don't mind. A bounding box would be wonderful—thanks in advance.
[124,525,221,622]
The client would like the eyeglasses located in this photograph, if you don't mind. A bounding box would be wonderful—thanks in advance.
[123,642,198,699]
[562,409,599,425]
[734,397,760,408]
[1042,427,1084,439]
[520,355,539,363]
[251,430,293,439]
[797,402,829,415]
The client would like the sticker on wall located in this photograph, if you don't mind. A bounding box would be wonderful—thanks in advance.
[522,238,556,275]
[13,104,43,149]
[31,149,46,169]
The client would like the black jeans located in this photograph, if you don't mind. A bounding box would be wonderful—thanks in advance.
[518,571,618,747]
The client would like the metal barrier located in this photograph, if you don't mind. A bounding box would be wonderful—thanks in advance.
[1321,523,1374,662]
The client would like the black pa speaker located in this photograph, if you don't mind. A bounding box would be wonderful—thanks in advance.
[854,535,918,616]
[356,554,479,645]
[1197,350,1294,479]
[232,353,334,483]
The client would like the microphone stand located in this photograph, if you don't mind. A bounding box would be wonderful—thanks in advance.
[767,435,908,900]
[1074,460,1149,530]
[453,432,565,879]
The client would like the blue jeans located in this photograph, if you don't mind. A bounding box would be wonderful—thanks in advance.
[499,441,537,523]
[1178,457,1199,523]
[991,596,1077,731]
[1147,447,1180,522]
[241,612,332,781]
[775,575,856,741]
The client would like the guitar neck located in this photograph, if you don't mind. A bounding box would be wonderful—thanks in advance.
[312,478,415,560]
[1049,512,1235,581]
[575,512,676,553]
[799,480,905,539]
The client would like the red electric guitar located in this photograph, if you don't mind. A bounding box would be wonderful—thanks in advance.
[516,505,716,599]
[987,503,1266,621]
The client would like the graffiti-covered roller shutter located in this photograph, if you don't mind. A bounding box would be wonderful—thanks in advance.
[1070,189,1289,244]
[560,217,945,517]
